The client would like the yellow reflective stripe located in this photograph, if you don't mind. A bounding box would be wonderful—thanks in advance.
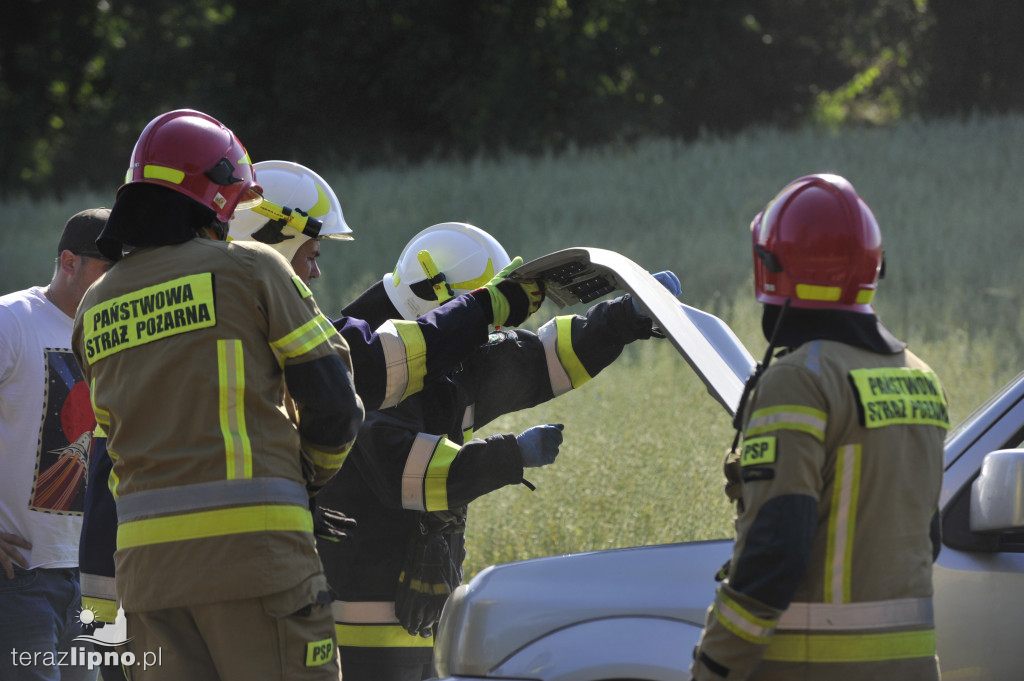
[554,316,591,389]
[334,623,434,648]
[714,590,776,644]
[89,377,110,428]
[81,596,119,624]
[143,164,185,184]
[402,434,437,511]
[218,340,251,479]
[449,258,496,290]
[375,320,428,408]
[746,405,827,441]
[309,184,330,218]
[107,447,120,498]
[292,275,313,300]
[304,445,350,472]
[764,629,936,663]
[856,289,875,305]
[81,273,216,364]
[424,438,460,512]
[117,504,312,548]
[400,434,459,511]
[795,284,841,302]
[393,320,427,402]
[270,313,338,366]
[825,444,861,603]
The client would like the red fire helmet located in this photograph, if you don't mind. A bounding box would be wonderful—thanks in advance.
[750,173,883,312]
[120,109,262,222]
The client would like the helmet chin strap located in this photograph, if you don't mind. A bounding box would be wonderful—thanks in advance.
[730,297,791,444]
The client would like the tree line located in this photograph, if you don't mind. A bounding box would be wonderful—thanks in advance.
[2,0,1021,198]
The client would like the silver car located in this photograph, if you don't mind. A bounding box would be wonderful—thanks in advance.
[432,250,1024,681]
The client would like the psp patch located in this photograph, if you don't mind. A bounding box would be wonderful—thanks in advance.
[741,436,777,467]
[305,638,334,667]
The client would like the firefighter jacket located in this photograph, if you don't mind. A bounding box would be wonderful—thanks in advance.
[71,238,364,612]
[318,295,654,658]
[692,328,947,680]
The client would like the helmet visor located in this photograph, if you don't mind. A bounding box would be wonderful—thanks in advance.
[235,186,264,212]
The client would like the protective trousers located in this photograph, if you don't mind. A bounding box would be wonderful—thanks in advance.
[123,575,337,681]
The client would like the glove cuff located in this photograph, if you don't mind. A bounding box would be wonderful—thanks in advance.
[470,288,496,325]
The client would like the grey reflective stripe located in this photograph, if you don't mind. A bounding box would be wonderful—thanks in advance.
[777,597,934,631]
[538,320,572,396]
[80,572,117,600]
[376,320,410,409]
[462,403,475,439]
[332,600,400,625]
[401,433,440,511]
[116,477,308,522]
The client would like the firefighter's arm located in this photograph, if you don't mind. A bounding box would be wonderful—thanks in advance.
[333,292,492,411]
[692,363,825,680]
[349,412,524,511]
[286,355,364,490]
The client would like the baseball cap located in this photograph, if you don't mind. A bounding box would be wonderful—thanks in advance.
[58,208,112,260]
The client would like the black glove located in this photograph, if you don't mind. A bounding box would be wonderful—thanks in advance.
[395,511,466,637]
[310,497,357,542]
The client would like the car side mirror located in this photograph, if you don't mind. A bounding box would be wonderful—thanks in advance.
[970,449,1024,534]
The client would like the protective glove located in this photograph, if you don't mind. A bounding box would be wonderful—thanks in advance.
[516,423,565,468]
[474,256,546,327]
[395,513,466,637]
[310,497,358,542]
[631,270,682,317]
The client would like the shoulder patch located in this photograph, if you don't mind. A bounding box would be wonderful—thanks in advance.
[292,275,313,299]
[849,367,949,429]
[741,436,777,467]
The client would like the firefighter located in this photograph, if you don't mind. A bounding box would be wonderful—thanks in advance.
[690,174,947,681]
[71,112,544,681]
[316,222,681,681]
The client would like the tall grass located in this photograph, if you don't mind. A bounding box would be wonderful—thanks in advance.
[6,115,1022,577]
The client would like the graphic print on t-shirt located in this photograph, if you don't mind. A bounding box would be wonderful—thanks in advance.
[30,349,93,514]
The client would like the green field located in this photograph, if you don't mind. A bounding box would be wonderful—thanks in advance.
[8,114,1022,578]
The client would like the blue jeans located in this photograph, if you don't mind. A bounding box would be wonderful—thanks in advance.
[0,566,98,681]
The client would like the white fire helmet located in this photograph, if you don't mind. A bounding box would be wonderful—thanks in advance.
[228,160,352,262]
[384,222,511,320]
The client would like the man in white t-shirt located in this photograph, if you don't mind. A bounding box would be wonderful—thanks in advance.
[0,208,114,681]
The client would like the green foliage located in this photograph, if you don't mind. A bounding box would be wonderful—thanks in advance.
[5,0,998,197]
